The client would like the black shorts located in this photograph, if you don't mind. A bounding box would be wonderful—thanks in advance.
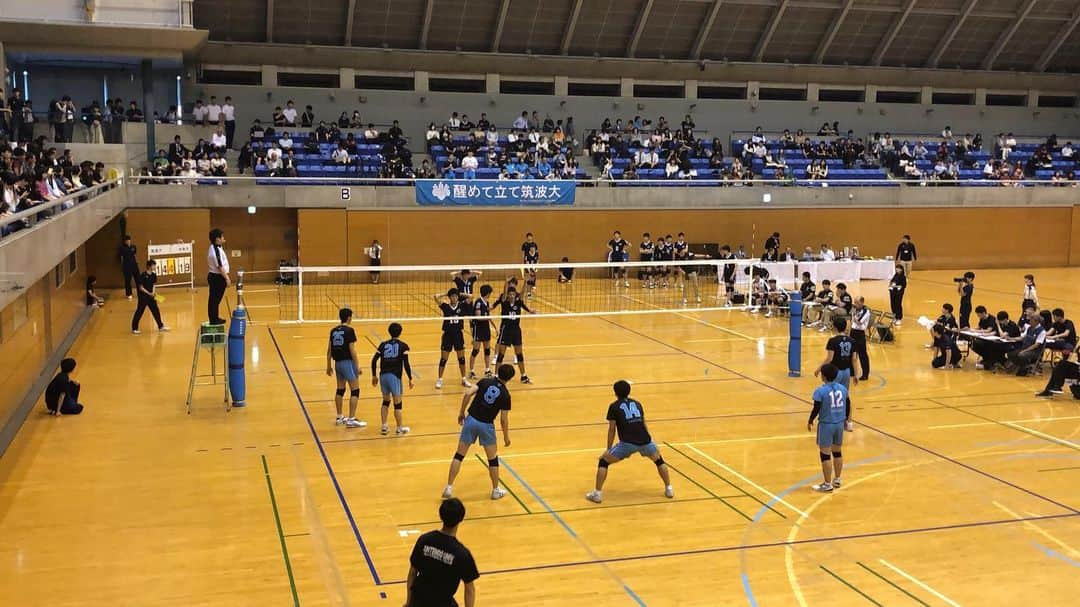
[370,258,381,267]
[472,321,491,342]
[441,331,465,352]
[497,324,522,347]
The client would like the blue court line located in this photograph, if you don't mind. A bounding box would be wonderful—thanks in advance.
[268,327,383,585]
[1033,542,1080,569]
[500,459,647,606]
[740,573,760,607]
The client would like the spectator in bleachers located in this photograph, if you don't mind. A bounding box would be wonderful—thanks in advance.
[278,132,294,150]
[167,135,187,165]
[207,96,222,126]
[222,97,237,148]
[461,151,478,180]
[300,104,315,128]
[282,101,298,127]
[512,111,528,131]
[237,142,253,174]
[193,99,207,124]
[331,143,350,165]
[528,111,540,131]
[196,154,211,176]
[193,138,211,159]
[460,114,475,131]
[126,100,144,123]
[272,106,285,127]
[417,159,436,178]
[941,126,953,140]
[163,105,179,124]
[348,111,362,128]
[364,123,379,140]
[1063,142,1075,160]
[211,128,228,154]
[265,145,283,174]
[281,150,298,177]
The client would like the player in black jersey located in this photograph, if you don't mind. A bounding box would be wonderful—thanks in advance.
[718,245,737,302]
[434,288,472,390]
[372,322,414,436]
[807,279,834,327]
[468,284,496,380]
[521,232,537,263]
[523,243,539,298]
[585,380,673,503]
[608,230,631,287]
[672,232,689,289]
[798,272,816,324]
[494,278,534,383]
[450,269,481,297]
[442,364,516,501]
[327,307,367,429]
[639,233,656,288]
[657,235,675,287]
[815,317,860,431]
[820,282,853,332]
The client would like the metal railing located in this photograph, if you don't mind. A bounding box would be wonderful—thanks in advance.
[0,179,123,241]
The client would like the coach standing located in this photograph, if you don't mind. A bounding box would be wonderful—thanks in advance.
[207,228,230,325]
[896,234,917,276]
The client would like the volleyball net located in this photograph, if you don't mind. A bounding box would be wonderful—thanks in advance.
[275,259,767,323]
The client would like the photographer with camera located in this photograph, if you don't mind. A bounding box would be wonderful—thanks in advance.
[955,272,975,329]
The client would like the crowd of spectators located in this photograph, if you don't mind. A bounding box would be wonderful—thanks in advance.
[1,134,110,235]
[427,110,579,180]
[0,87,155,145]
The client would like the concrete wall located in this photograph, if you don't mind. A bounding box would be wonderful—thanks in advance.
[0,0,186,27]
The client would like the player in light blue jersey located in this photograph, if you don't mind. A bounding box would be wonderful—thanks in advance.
[808,363,851,493]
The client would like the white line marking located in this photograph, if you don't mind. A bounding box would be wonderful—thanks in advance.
[928,414,1080,430]
[683,444,808,517]
[878,559,961,607]
[677,434,806,446]
[620,293,757,340]
[993,501,1080,558]
[1003,422,1080,449]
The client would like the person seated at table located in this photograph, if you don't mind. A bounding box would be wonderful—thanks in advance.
[931,324,962,369]
[760,247,778,262]
[801,246,816,261]
[1006,307,1048,376]
[806,279,833,327]
[764,279,789,318]
[978,311,1021,371]
[926,303,959,347]
[819,243,836,261]
[966,306,999,363]
[820,282,852,332]
[1036,348,1080,397]
[797,272,816,322]
[748,272,769,312]
[1046,308,1076,353]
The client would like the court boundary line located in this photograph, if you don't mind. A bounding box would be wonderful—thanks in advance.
[666,443,786,519]
[877,559,960,607]
[262,454,302,607]
[267,326,384,585]
[373,511,1080,585]
[819,565,883,606]
[474,454,531,513]
[856,561,930,607]
[664,461,753,521]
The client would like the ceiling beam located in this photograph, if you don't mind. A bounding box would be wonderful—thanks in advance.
[872,0,916,66]
[690,0,723,60]
[344,0,356,46]
[1034,4,1080,72]
[752,0,789,62]
[813,0,855,64]
[982,0,1038,70]
[419,0,434,50]
[926,0,978,68]
[491,0,512,52]
[626,0,655,57]
[265,0,274,43]
[561,0,584,55]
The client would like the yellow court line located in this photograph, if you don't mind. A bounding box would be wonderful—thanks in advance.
[928,414,1080,430]
[683,444,809,517]
[877,559,961,607]
[993,501,1080,558]
[1002,422,1080,450]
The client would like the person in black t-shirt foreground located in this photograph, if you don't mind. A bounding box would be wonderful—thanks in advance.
[443,364,515,501]
[327,307,367,428]
[44,358,84,416]
[434,288,471,390]
[586,380,673,504]
[372,322,413,436]
[405,498,479,607]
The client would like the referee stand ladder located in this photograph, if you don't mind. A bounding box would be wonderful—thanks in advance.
[186,322,230,413]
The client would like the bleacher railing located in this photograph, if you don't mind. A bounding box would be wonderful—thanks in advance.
[0,178,123,241]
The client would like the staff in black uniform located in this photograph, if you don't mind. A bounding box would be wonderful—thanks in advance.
[404,498,479,607]
[850,297,872,381]
[118,234,139,300]
[957,271,975,329]
[131,259,169,334]
[888,264,907,326]
[896,234,917,277]
[206,228,231,325]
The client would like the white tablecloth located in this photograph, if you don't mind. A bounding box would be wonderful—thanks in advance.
[857,260,895,280]
[755,262,797,287]
[800,261,860,286]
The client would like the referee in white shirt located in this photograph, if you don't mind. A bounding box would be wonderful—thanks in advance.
[850,296,872,381]
[207,228,231,324]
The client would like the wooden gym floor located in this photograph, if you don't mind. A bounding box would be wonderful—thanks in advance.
[1,268,1078,606]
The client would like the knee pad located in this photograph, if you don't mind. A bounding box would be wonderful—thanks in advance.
[654,457,666,467]
[832,450,842,458]
[495,354,504,364]
[335,388,346,397]
[820,452,832,462]
[381,400,390,408]
[470,348,480,357]
[598,458,610,468]
[515,353,524,362]
[438,359,448,369]
[350,389,360,398]
[453,452,465,462]
[457,356,466,365]
[487,457,499,468]
[483,347,491,357]
[394,402,403,411]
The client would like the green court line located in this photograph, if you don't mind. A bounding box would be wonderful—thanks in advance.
[820,565,883,606]
[262,455,302,607]
[474,454,531,513]
[665,443,786,519]
[665,462,752,522]
[856,562,931,606]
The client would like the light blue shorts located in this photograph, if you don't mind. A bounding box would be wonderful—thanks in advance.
[460,415,497,447]
[609,441,659,460]
[334,359,358,382]
[379,373,403,397]
[816,422,845,449]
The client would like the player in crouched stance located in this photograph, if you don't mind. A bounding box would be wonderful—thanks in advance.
[807,363,850,493]
[586,380,674,503]
[443,364,516,501]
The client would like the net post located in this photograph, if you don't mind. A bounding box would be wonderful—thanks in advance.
[788,292,802,377]
[297,267,305,322]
